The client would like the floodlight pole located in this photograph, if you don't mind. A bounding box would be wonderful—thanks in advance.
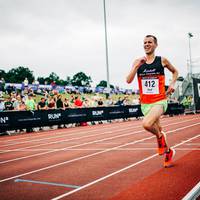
[188,33,193,75]
[188,32,196,113]
[103,0,110,98]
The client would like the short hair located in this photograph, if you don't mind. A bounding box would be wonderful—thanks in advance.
[145,35,157,44]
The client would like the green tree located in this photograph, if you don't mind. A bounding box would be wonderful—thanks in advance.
[37,74,71,86]
[49,72,60,83]
[66,76,71,86]
[5,66,34,83]
[0,69,6,79]
[37,77,46,84]
[71,72,92,87]
[97,80,114,88]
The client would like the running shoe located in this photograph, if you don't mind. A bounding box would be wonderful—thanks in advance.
[164,148,176,168]
[157,131,167,155]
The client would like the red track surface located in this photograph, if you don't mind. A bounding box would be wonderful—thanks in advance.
[0,114,200,200]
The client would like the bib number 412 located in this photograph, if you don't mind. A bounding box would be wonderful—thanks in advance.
[142,79,159,94]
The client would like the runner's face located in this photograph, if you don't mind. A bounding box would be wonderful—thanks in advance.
[143,37,157,55]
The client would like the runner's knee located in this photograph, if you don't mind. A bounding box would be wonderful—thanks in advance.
[142,119,153,131]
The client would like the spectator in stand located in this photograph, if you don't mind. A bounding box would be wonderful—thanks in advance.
[13,95,21,110]
[90,96,98,107]
[73,95,87,126]
[64,98,71,109]
[25,93,36,132]
[33,79,40,92]
[115,97,124,106]
[63,98,71,128]
[47,96,56,129]
[38,97,48,110]
[97,97,104,107]
[47,96,56,109]
[6,84,16,95]
[69,95,75,106]
[24,77,29,89]
[56,94,64,109]
[4,97,14,111]
[74,95,83,108]
[23,78,29,95]
[51,81,57,90]
[18,100,26,111]
[56,94,64,128]
[105,96,114,107]
[83,98,91,107]
[0,97,5,111]
[25,93,36,111]
[37,97,47,130]
[123,95,131,106]
[21,81,25,95]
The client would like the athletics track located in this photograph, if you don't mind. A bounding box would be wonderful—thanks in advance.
[0,114,199,200]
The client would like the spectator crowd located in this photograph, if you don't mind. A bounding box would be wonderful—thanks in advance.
[0,78,140,113]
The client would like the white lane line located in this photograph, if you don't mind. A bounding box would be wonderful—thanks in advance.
[1,115,198,147]
[0,124,134,147]
[0,117,197,153]
[15,178,81,189]
[0,128,144,164]
[0,115,186,143]
[182,181,200,200]
[0,135,154,183]
[0,123,117,143]
[0,147,199,152]
[0,117,197,154]
[0,119,197,164]
[51,134,200,200]
[0,123,199,183]
[0,125,138,154]
[185,143,200,146]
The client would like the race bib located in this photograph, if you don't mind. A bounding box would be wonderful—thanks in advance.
[142,78,159,94]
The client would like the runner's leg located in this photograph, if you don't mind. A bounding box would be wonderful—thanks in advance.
[142,104,164,138]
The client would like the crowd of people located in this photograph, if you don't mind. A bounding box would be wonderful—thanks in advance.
[0,77,140,112]
[0,91,140,112]
[0,78,141,132]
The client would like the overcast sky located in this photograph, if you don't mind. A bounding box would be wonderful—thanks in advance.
[0,0,200,89]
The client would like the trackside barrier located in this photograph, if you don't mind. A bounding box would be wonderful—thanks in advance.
[0,103,184,131]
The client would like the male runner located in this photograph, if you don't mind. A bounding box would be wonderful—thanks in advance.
[127,35,178,167]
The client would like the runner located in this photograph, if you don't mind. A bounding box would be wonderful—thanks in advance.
[126,35,178,167]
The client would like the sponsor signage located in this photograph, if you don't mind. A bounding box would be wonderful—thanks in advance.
[198,83,200,97]
[48,113,61,121]
[0,104,185,131]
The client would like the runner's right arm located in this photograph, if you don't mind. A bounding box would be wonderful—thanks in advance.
[126,57,146,84]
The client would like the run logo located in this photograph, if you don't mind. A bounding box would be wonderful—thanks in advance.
[92,110,104,116]
[129,108,138,113]
[48,113,61,120]
[0,116,9,124]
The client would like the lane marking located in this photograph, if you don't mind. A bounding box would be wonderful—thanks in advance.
[185,143,200,146]
[182,181,200,200]
[1,116,198,147]
[15,178,80,189]
[0,124,134,148]
[0,115,187,143]
[0,118,198,164]
[0,147,199,152]
[0,125,137,154]
[52,134,200,200]
[0,126,144,164]
[0,123,199,183]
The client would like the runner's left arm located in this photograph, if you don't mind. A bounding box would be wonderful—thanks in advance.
[162,57,179,95]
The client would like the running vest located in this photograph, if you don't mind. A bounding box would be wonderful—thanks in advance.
[137,56,166,104]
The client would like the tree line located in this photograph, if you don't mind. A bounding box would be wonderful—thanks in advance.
[0,66,114,88]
